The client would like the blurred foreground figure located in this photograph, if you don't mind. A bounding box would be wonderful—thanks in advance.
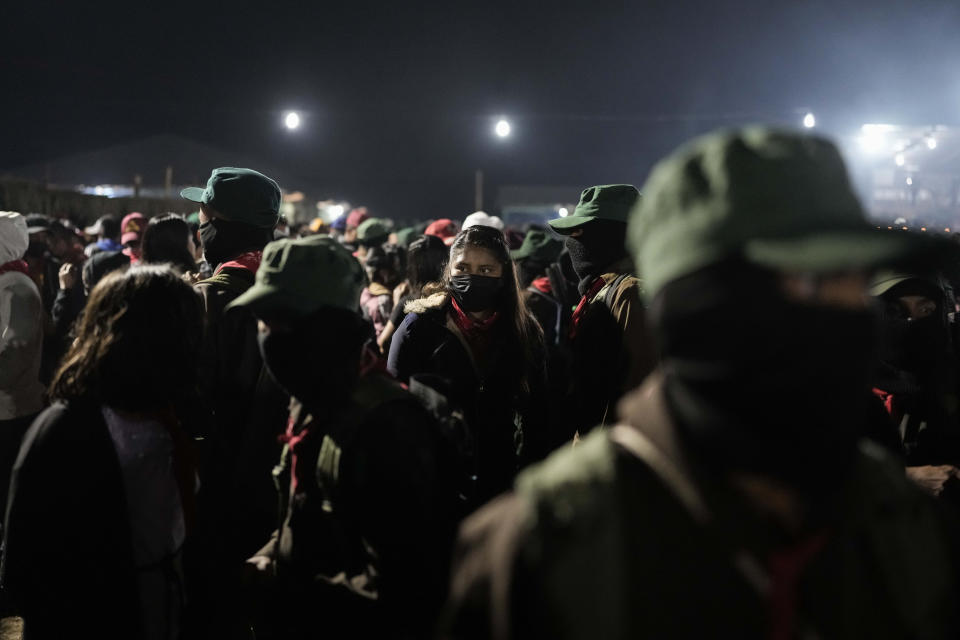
[444,129,960,639]
[0,212,44,521]
[2,266,204,640]
[236,236,457,638]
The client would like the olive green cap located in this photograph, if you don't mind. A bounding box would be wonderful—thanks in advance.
[395,227,419,247]
[548,184,639,233]
[510,228,564,263]
[181,167,281,229]
[357,217,390,245]
[629,127,950,299]
[227,235,367,316]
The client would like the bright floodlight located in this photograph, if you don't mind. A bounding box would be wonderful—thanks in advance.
[284,111,301,130]
[857,125,892,155]
[802,112,816,128]
[926,136,938,150]
[494,119,511,138]
[906,177,914,186]
[558,207,569,217]
[895,153,905,167]
[329,204,344,218]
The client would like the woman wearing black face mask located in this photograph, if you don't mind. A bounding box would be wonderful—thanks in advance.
[387,225,546,506]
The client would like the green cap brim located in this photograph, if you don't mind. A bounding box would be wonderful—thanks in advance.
[548,215,596,233]
[226,283,317,316]
[180,187,206,203]
[869,273,916,297]
[510,248,531,260]
[744,230,957,274]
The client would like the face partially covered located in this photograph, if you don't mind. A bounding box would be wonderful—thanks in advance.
[450,246,503,278]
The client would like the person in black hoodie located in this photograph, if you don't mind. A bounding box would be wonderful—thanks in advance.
[388,224,546,505]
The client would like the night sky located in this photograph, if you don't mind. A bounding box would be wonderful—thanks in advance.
[4,0,960,219]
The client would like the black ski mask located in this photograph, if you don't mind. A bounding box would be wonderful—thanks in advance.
[450,274,504,312]
[199,217,273,267]
[653,259,877,497]
[256,309,369,410]
[878,291,948,373]
[563,220,629,292]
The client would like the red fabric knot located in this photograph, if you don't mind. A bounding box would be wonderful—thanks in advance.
[569,277,607,339]
[0,259,29,276]
[215,250,263,275]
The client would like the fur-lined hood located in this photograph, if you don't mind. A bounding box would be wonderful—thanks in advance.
[403,291,450,315]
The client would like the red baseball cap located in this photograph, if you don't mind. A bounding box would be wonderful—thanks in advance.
[425,218,458,246]
[121,212,146,245]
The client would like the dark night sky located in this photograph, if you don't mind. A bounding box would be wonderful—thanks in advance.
[3,0,960,219]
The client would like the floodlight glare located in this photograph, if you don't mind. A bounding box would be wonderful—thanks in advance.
[284,111,301,130]
[494,119,511,138]
[558,207,569,217]
[895,153,905,167]
[906,177,914,186]
[926,136,938,150]
[802,112,816,128]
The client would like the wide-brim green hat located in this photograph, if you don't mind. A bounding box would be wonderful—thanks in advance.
[548,184,639,233]
[227,234,367,316]
[510,228,564,262]
[630,127,959,299]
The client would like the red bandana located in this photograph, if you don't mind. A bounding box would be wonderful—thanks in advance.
[569,277,607,339]
[216,250,263,275]
[0,259,29,276]
[530,276,552,294]
[450,297,500,337]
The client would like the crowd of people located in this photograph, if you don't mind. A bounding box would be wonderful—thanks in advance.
[4,127,960,638]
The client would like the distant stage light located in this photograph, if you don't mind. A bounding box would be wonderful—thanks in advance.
[906,177,914,185]
[926,136,938,150]
[895,153,905,167]
[558,207,569,217]
[329,204,344,218]
[494,119,511,138]
[284,111,301,130]
[802,112,816,128]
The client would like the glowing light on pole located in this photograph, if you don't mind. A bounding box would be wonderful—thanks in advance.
[895,153,905,167]
[494,119,511,138]
[284,111,301,130]
[802,112,816,129]
[558,207,569,217]
[926,136,938,150]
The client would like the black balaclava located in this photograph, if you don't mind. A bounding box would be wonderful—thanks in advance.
[257,307,370,413]
[877,278,949,374]
[449,274,504,312]
[563,219,629,294]
[199,217,273,267]
[652,258,877,497]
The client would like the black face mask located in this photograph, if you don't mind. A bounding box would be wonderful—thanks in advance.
[563,220,629,286]
[450,274,504,312]
[199,218,271,267]
[654,261,877,497]
[878,313,948,373]
[256,313,365,409]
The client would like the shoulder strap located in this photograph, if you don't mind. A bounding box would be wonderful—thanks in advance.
[601,273,633,310]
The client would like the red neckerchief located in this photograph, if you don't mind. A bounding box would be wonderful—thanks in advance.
[530,276,552,294]
[215,250,263,275]
[767,531,830,640]
[871,387,899,421]
[569,277,607,339]
[450,297,500,337]
[0,259,29,276]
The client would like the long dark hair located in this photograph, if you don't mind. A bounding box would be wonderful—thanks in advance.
[406,234,447,296]
[443,225,543,392]
[50,265,204,411]
[141,214,197,273]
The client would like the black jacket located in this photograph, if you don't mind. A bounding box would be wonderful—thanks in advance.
[387,293,546,505]
[1,402,140,640]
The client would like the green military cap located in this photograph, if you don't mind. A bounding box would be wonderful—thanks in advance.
[227,235,367,316]
[181,167,281,229]
[629,127,952,299]
[869,270,942,297]
[394,227,419,248]
[510,228,564,263]
[548,184,639,233]
[357,217,390,245]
